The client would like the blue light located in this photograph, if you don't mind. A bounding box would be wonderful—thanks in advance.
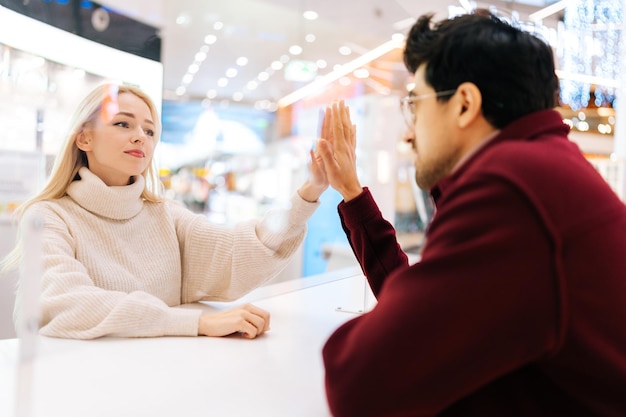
[55,0,70,4]
[81,0,94,8]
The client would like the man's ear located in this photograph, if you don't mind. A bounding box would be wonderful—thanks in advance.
[455,82,483,129]
[76,130,92,151]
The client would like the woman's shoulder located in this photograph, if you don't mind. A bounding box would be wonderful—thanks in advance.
[27,197,69,216]
[20,198,75,232]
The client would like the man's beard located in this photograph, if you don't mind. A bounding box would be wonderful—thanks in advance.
[413,150,460,190]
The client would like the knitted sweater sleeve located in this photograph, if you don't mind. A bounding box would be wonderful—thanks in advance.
[173,193,320,303]
[20,204,202,340]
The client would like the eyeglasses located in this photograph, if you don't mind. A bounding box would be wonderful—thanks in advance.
[399,89,457,127]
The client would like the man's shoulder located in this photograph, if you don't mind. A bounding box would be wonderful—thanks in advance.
[475,132,581,176]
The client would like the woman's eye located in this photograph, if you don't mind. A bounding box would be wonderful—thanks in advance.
[114,121,129,128]
[145,129,155,137]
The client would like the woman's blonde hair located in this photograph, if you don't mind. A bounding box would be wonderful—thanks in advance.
[0,83,164,273]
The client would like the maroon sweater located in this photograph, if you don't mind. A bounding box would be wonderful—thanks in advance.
[322,109,626,417]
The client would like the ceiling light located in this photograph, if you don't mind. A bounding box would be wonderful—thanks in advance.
[339,46,351,56]
[175,13,190,26]
[204,34,217,45]
[253,100,277,112]
[195,52,207,62]
[316,59,327,69]
[271,60,284,70]
[255,100,272,110]
[213,21,223,30]
[176,86,186,96]
[289,45,303,55]
[303,11,318,20]
[182,74,193,84]
[206,89,217,99]
[278,38,403,107]
[188,64,199,74]
[247,81,258,90]
[258,72,270,81]
[217,77,229,87]
[305,34,316,43]
[236,56,248,66]
[284,60,318,82]
[391,33,405,42]
[280,55,290,63]
[233,92,244,102]
[226,68,238,78]
[353,68,369,79]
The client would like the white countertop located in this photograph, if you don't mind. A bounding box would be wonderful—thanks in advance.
[0,267,374,417]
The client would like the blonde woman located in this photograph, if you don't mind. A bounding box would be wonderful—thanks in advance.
[1,83,329,340]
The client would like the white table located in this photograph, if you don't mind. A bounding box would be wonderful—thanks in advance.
[0,267,375,417]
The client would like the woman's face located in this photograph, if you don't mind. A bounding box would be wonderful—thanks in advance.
[77,92,156,186]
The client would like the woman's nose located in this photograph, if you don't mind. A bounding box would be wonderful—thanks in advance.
[132,130,146,143]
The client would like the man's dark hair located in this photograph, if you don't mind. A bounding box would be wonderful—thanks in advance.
[403,10,560,128]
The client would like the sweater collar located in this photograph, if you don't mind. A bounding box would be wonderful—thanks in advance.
[66,167,145,220]
[431,109,570,203]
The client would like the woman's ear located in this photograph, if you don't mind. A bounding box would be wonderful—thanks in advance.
[455,82,483,129]
[76,130,92,151]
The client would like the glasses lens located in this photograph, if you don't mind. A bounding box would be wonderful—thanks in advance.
[400,98,415,127]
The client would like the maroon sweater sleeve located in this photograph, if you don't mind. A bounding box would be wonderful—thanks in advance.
[323,177,559,417]
[337,187,409,295]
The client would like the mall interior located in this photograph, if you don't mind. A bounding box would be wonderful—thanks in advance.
[0,1,625,415]
[0,0,624,341]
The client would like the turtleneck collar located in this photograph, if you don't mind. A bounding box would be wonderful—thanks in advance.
[66,167,145,220]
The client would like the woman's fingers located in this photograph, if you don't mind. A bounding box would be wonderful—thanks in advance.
[243,304,270,334]
[198,304,270,339]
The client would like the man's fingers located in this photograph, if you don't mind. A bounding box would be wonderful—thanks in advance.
[322,107,332,140]
[340,101,352,135]
[350,124,357,147]
[331,102,347,143]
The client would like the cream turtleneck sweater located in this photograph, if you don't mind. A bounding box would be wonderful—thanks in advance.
[18,167,319,339]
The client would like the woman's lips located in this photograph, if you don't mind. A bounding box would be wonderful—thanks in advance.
[125,150,145,158]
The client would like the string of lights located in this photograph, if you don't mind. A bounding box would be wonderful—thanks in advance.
[560,0,622,110]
